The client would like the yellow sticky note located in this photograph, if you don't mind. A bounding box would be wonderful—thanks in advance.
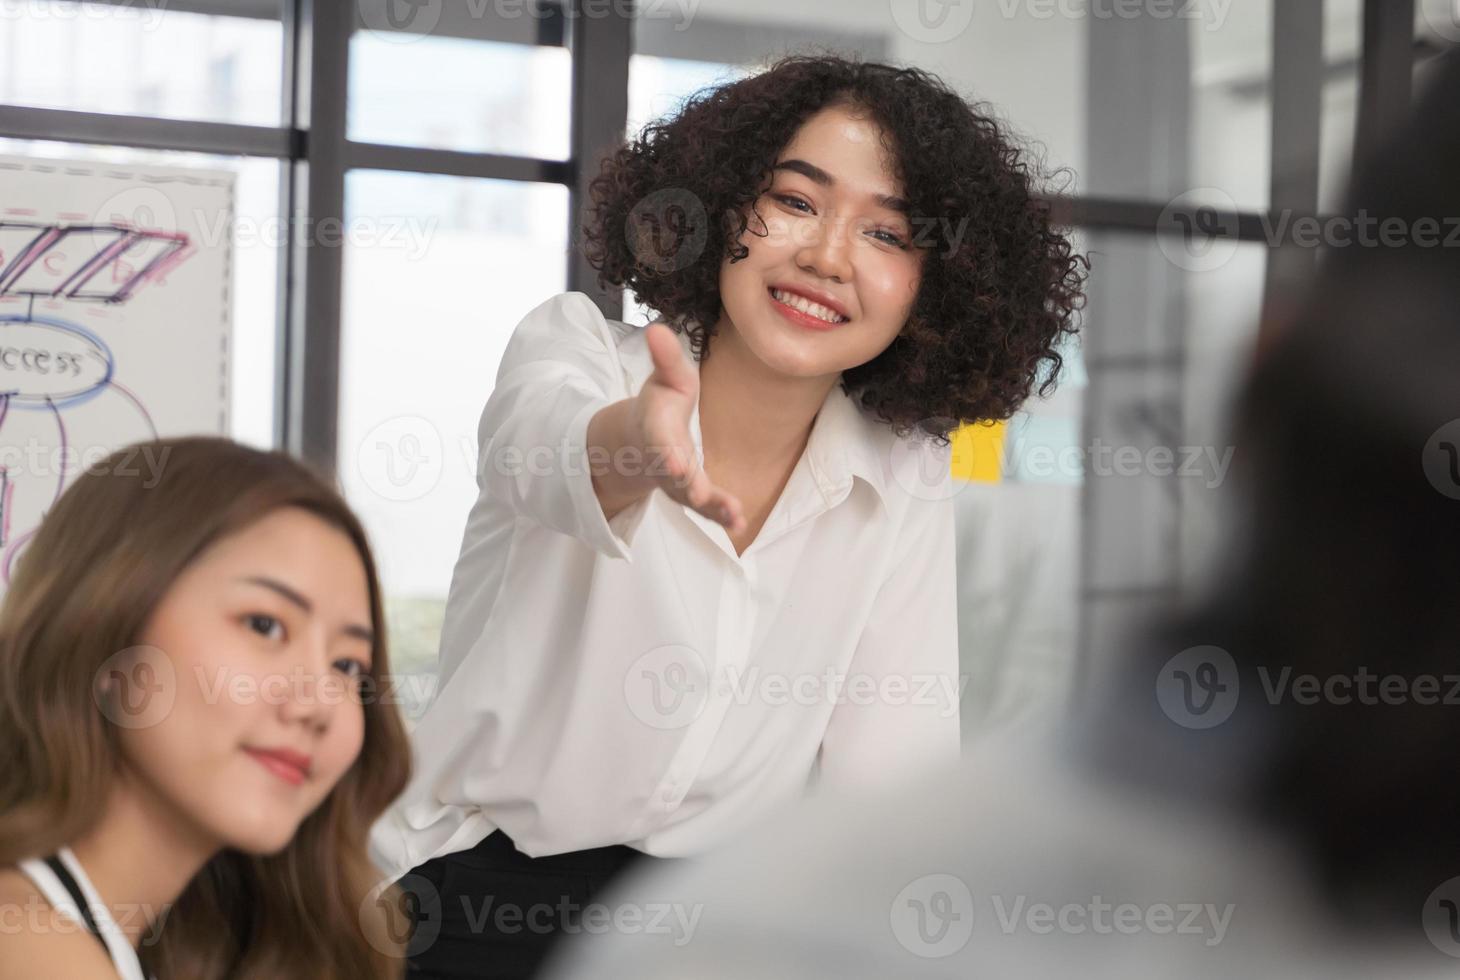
[950,420,1005,483]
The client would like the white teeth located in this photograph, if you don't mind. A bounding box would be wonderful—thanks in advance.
[772,288,846,323]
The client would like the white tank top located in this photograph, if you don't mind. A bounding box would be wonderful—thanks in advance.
[16,845,151,980]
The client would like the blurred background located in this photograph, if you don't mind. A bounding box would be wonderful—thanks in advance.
[2,0,1453,731]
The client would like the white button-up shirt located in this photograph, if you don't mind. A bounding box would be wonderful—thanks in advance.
[369,291,962,883]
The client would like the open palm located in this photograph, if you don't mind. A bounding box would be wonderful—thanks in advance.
[630,322,745,533]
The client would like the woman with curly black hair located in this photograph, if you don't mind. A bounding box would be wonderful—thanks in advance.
[370,52,1088,980]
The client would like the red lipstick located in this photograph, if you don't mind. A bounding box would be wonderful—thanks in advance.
[244,746,312,786]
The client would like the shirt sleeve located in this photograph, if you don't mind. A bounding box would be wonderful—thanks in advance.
[475,291,652,562]
[813,486,963,794]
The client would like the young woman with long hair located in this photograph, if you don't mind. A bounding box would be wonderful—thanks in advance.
[0,435,413,979]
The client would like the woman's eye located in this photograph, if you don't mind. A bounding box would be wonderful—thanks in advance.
[774,193,812,213]
[245,613,284,641]
[334,658,369,680]
[871,229,909,248]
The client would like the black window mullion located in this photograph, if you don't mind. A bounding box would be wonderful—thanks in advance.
[566,0,632,320]
[279,0,350,474]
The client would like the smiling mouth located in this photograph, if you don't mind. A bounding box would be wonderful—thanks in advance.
[243,747,310,786]
[767,287,850,325]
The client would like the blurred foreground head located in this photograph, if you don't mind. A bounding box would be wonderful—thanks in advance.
[1095,43,1460,938]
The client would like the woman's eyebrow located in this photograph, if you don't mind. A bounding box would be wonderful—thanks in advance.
[773,158,911,214]
[238,575,376,645]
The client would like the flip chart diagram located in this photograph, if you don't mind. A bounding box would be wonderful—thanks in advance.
[0,153,234,594]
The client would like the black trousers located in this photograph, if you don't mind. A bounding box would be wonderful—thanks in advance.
[399,829,686,979]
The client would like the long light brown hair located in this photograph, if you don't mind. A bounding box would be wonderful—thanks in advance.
[0,435,413,978]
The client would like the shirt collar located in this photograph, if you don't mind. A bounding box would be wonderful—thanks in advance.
[620,321,892,515]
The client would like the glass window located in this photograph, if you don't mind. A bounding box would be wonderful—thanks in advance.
[1320,0,1363,215]
[627,54,746,142]
[348,27,570,159]
[338,170,569,721]
[0,2,282,126]
[630,0,1272,211]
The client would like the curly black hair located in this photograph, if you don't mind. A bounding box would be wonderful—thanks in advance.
[581,51,1089,444]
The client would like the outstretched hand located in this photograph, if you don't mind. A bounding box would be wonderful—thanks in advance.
[627,322,745,534]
